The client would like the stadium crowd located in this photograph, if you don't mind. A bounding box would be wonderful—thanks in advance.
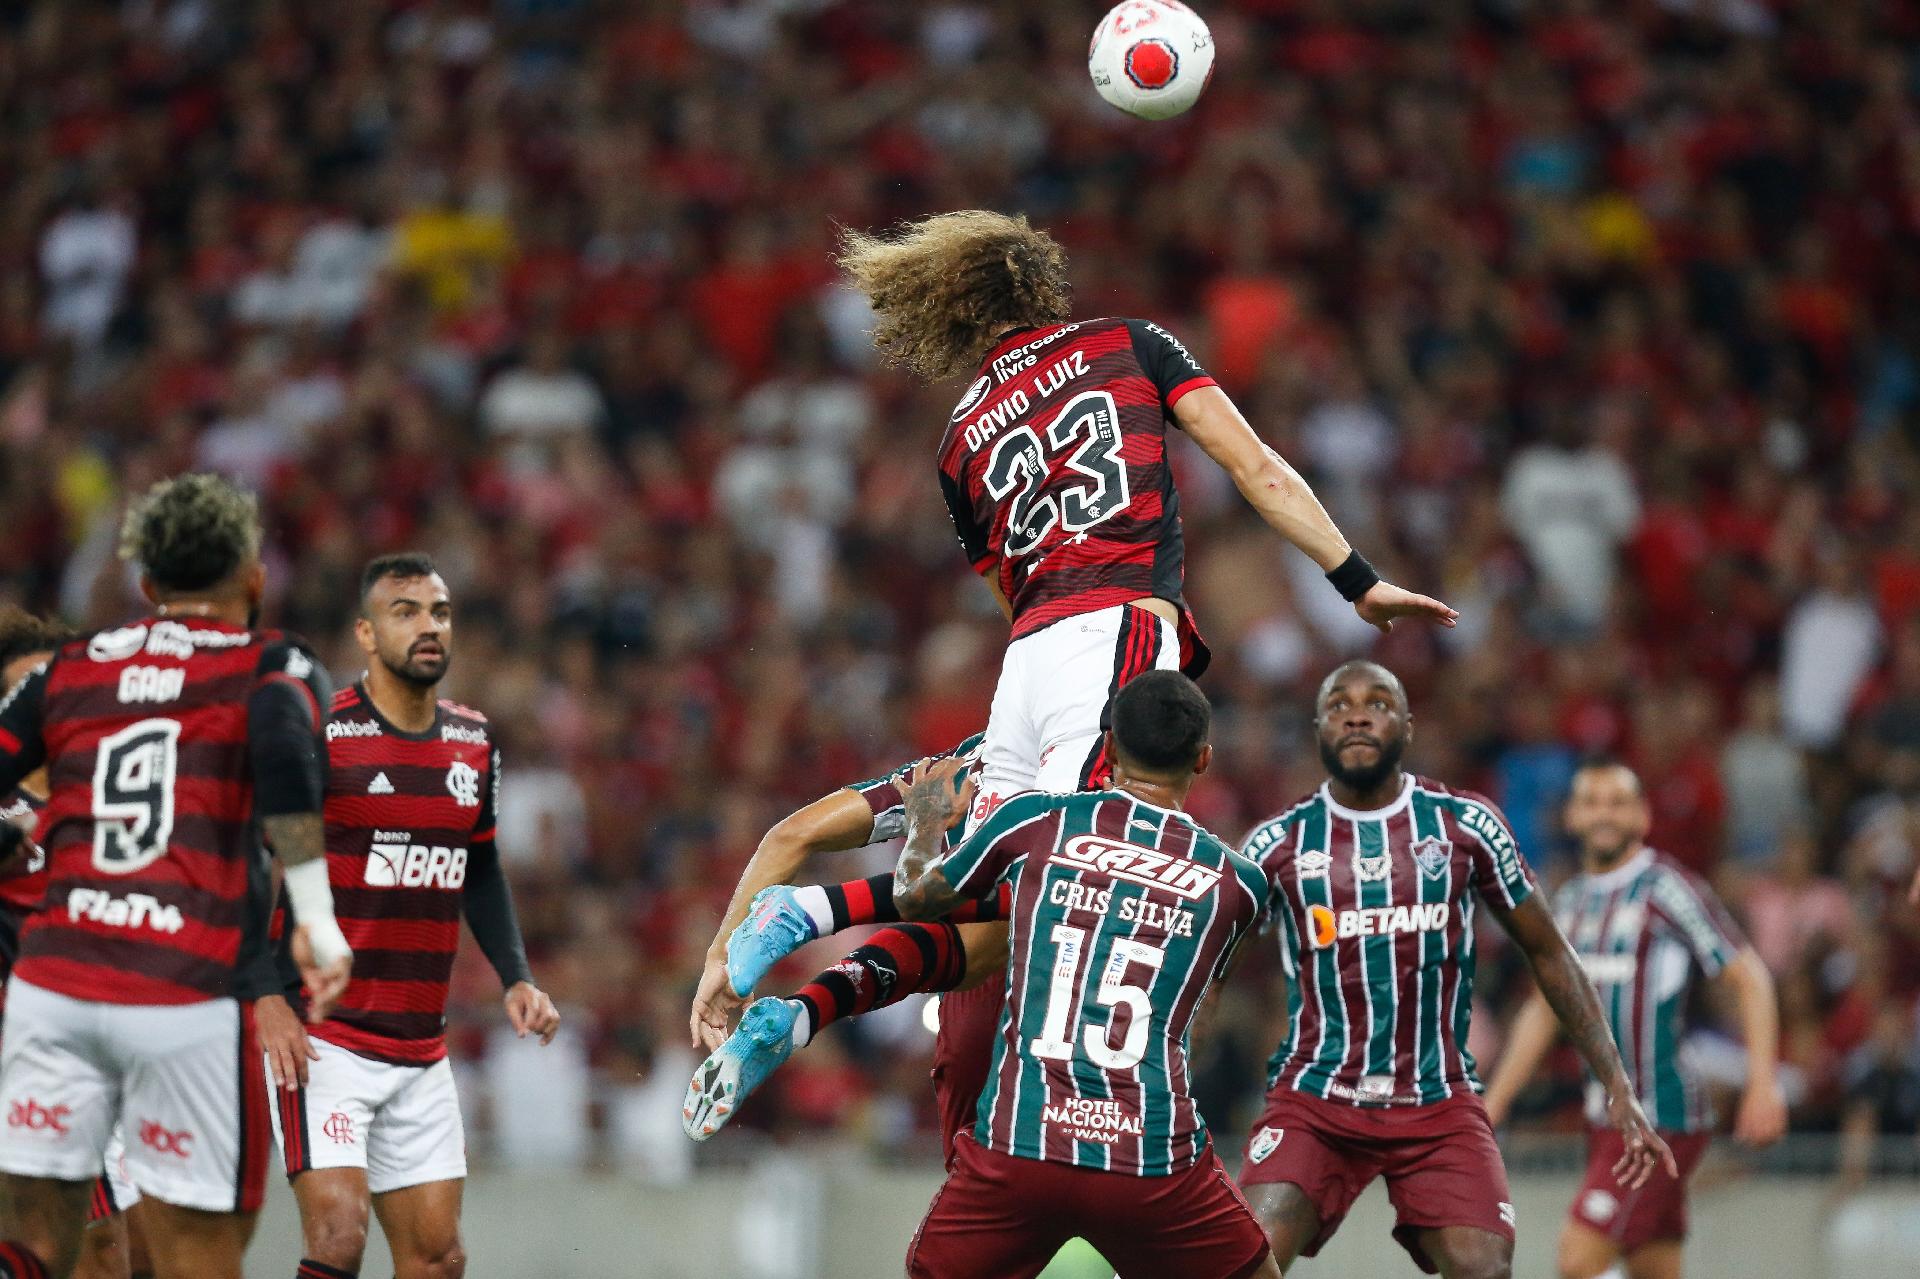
[0,0,1918,1181]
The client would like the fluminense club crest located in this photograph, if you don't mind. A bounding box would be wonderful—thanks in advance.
[1412,837,1452,880]
[1248,1126,1284,1163]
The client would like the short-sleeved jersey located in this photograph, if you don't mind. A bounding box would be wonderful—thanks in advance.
[939,789,1266,1176]
[0,618,326,1004]
[309,682,498,1065]
[1553,847,1742,1133]
[1244,776,1537,1107]
[853,732,987,842]
[936,318,1216,674]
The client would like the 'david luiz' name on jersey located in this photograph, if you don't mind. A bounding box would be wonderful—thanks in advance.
[937,318,1217,673]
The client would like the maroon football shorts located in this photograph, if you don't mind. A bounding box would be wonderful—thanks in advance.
[1238,1087,1513,1274]
[1569,1126,1711,1253]
[909,1133,1271,1279]
[930,980,1005,1168]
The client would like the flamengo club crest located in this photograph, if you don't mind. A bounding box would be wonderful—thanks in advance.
[1248,1126,1284,1163]
[1412,837,1452,880]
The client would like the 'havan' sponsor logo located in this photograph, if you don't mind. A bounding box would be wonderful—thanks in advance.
[1052,835,1222,900]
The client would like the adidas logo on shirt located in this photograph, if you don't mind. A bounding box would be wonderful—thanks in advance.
[367,772,395,795]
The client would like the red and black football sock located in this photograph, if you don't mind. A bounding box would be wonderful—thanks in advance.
[0,1243,49,1279]
[296,1260,357,1279]
[788,922,966,1046]
[797,874,1011,932]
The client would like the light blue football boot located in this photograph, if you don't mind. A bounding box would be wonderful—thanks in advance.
[682,997,800,1141]
[726,885,818,997]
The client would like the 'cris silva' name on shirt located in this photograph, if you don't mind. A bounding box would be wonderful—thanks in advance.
[1050,880,1197,938]
[1041,834,1225,939]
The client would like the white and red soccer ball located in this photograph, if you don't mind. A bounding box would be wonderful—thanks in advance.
[1088,1,1215,121]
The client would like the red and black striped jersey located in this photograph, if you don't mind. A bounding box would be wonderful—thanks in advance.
[0,617,327,1005]
[936,318,1216,675]
[310,681,499,1066]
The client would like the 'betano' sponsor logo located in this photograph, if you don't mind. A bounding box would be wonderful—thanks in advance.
[1306,901,1451,947]
[1051,834,1221,901]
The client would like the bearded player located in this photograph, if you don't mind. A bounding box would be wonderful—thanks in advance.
[838,211,1455,825]
[0,612,147,1279]
[0,474,352,1279]
[1236,661,1672,1279]
[1482,761,1785,1279]
[253,555,559,1279]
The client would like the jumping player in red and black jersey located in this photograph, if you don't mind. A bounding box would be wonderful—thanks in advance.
[0,475,352,1279]
[252,554,558,1279]
[0,611,148,1279]
[838,211,1456,822]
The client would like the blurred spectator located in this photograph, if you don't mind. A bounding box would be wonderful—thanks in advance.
[1781,546,1884,750]
[1722,680,1811,865]
[1500,403,1640,632]
[0,0,1916,1162]
[480,327,608,446]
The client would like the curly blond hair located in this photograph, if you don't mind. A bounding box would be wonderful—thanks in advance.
[119,473,261,593]
[837,211,1072,381]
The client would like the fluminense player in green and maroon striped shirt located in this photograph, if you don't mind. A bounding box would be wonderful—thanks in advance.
[893,671,1279,1279]
[1236,660,1673,1279]
[1482,760,1784,1279]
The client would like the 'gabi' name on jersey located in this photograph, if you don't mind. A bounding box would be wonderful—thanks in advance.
[938,789,1267,1177]
[1244,776,1538,1109]
[936,317,1217,656]
[0,620,327,1006]
[317,682,498,1066]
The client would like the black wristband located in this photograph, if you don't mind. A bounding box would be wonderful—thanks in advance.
[0,821,21,862]
[1326,550,1381,602]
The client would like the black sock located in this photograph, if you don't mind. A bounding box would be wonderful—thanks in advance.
[297,1261,358,1279]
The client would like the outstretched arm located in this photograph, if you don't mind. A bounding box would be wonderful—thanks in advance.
[1491,894,1676,1186]
[1175,387,1457,634]
[1715,948,1787,1146]
[1481,992,1559,1128]
[691,787,878,1049]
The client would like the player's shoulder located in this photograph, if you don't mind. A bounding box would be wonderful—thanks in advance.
[253,628,322,674]
[1240,790,1326,860]
[1645,850,1721,908]
[1415,777,1517,842]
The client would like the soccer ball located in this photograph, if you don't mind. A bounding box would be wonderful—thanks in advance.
[1088,1,1215,121]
